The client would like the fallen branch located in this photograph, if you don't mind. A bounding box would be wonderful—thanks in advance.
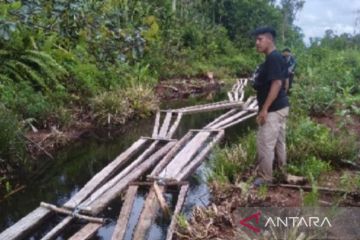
[270,184,360,196]
[0,185,26,202]
[23,134,54,159]
[153,182,170,218]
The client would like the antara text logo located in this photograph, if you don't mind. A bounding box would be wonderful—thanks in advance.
[239,211,332,234]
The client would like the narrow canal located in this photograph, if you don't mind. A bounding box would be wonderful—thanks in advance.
[0,89,256,239]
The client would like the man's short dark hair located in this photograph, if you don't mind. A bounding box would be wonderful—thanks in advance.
[251,27,276,39]
[282,48,291,53]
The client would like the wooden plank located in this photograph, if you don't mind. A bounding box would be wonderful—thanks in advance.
[189,129,222,132]
[176,131,225,181]
[64,138,148,209]
[130,181,188,186]
[166,112,183,139]
[227,92,234,101]
[40,216,73,240]
[141,136,177,142]
[83,141,176,215]
[159,132,210,179]
[132,186,160,240]
[152,111,161,138]
[166,184,190,240]
[0,207,52,240]
[111,185,138,240]
[80,141,159,208]
[149,132,193,177]
[40,202,104,223]
[205,109,237,128]
[180,101,243,115]
[177,100,228,111]
[178,100,231,112]
[234,91,239,101]
[220,112,257,129]
[210,110,248,129]
[159,111,173,138]
[153,182,170,217]
[68,223,102,240]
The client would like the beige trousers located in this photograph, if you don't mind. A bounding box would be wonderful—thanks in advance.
[256,107,289,181]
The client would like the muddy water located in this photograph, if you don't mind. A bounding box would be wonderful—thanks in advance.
[0,90,256,239]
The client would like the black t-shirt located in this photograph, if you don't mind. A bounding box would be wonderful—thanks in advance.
[253,50,289,112]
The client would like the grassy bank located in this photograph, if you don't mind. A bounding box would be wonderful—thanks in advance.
[209,45,360,201]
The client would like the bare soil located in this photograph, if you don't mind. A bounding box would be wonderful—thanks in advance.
[313,114,360,139]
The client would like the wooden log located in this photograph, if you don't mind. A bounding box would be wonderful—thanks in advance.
[165,184,190,240]
[205,109,237,128]
[111,185,138,240]
[64,138,148,209]
[210,110,248,129]
[0,207,52,240]
[83,141,176,215]
[68,223,102,240]
[159,132,211,179]
[159,111,173,138]
[189,129,222,132]
[40,202,104,224]
[227,92,234,102]
[132,186,160,240]
[177,100,228,111]
[141,136,177,142]
[166,112,183,139]
[149,131,193,177]
[210,98,257,129]
[153,182,170,217]
[0,185,26,203]
[220,112,257,129]
[40,216,73,240]
[152,111,161,138]
[176,131,225,181]
[234,91,239,101]
[22,134,54,159]
[270,184,360,196]
[80,140,160,208]
[179,102,244,115]
[130,181,188,186]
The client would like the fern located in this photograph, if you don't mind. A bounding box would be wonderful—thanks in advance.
[3,61,24,82]
[26,50,67,76]
[14,61,50,92]
[20,54,61,87]
[0,74,14,85]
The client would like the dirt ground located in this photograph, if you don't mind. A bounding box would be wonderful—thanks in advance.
[313,114,360,139]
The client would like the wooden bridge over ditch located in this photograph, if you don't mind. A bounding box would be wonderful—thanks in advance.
[0,79,258,240]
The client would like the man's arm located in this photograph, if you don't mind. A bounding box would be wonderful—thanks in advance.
[256,79,282,125]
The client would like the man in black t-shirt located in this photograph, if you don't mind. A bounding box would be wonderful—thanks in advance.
[251,27,290,186]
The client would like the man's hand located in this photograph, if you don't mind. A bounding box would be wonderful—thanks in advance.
[257,109,268,125]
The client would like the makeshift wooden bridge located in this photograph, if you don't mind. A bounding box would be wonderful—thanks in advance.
[0,79,258,240]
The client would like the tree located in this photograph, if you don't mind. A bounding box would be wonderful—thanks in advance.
[280,0,305,43]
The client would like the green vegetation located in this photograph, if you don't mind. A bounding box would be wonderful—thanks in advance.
[209,4,360,200]
[0,0,307,187]
[0,0,358,203]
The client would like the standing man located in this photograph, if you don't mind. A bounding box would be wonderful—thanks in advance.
[282,48,296,93]
[251,27,290,186]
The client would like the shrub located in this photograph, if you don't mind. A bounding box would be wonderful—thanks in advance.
[124,85,159,119]
[91,89,133,126]
[209,132,256,183]
[0,105,25,170]
[91,85,158,126]
[287,116,357,163]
